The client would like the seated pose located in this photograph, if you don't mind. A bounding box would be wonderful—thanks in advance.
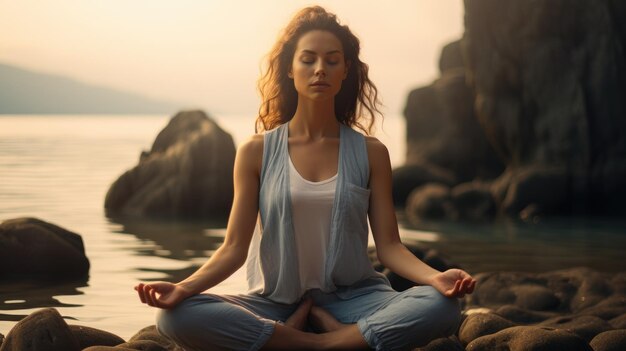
[135,6,476,350]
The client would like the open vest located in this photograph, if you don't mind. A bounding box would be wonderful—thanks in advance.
[245,121,390,304]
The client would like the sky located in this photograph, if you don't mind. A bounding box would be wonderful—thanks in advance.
[0,0,464,116]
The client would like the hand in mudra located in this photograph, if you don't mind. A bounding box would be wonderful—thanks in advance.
[430,269,476,298]
[134,282,191,309]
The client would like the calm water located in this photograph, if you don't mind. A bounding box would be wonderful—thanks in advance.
[0,115,625,339]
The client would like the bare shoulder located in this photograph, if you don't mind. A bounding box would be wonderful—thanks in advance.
[364,135,391,167]
[236,134,264,175]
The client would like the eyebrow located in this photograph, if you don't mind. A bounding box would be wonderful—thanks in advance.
[300,49,342,55]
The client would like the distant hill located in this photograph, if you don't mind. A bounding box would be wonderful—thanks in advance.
[0,63,182,114]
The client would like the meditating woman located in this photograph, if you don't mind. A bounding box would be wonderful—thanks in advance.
[135,6,476,350]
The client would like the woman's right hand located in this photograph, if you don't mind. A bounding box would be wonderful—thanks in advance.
[134,282,192,309]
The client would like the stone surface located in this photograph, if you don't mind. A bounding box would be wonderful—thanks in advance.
[589,329,626,351]
[459,313,516,346]
[69,325,125,349]
[416,335,464,351]
[0,308,80,351]
[105,110,235,219]
[400,0,626,219]
[0,217,89,281]
[465,326,592,350]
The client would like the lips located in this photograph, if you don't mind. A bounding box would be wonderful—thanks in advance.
[310,81,330,87]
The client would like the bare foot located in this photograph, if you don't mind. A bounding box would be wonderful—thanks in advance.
[309,306,348,332]
[284,297,313,330]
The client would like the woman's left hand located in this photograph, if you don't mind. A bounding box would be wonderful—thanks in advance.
[430,268,476,298]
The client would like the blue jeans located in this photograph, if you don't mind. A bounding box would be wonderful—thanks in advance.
[156,284,461,351]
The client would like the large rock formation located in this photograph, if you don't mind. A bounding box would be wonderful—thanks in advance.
[400,0,626,221]
[105,110,235,220]
[0,217,89,281]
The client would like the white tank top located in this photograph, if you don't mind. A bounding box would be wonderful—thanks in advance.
[288,153,337,291]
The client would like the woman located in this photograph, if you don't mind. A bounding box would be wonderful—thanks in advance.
[135,6,476,350]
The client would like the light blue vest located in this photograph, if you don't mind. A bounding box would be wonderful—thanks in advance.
[248,121,390,304]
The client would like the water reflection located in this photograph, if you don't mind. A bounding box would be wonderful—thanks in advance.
[400,215,626,274]
[106,216,228,282]
[0,279,86,322]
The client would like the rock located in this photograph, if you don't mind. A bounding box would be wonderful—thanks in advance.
[495,305,558,324]
[405,183,453,222]
[539,315,613,342]
[128,326,183,351]
[463,0,626,216]
[0,308,80,351]
[610,314,626,329]
[450,181,496,221]
[69,325,125,349]
[114,340,168,351]
[392,164,456,207]
[439,40,465,73]
[459,313,516,346]
[0,217,89,281]
[589,329,626,351]
[416,335,464,351]
[105,110,235,220]
[465,326,592,351]
[403,68,504,186]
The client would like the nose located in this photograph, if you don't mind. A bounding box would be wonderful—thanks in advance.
[314,60,326,77]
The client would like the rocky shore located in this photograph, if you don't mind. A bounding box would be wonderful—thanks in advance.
[1,217,625,350]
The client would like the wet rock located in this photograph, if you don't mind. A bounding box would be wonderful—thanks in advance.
[416,335,464,351]
[0,217,89,281]
[114,340,168,351]
[0,308,80,351]
[450,181,496,221]
[465,326,592,351]
[495,305,558,324]
[539,315,613,342]
[105,110,235,220]
[392,164,456,207]
[406,183,453,222]
[459,313,515,346]
[69,325,125,349]
[128,325,182,351]
[589,329,626,351]
[610,314,626,329]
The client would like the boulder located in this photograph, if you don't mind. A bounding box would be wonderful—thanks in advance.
[0,308,80,351]
[0,217,89,281]
[589,329,626,351]
[465,326,592,351]
[416,335,464,351]
[463,0,626,216]
[105,110,235,220]
[459,313,516,346]
[69,325,125,349]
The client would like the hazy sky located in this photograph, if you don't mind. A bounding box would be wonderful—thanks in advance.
[0,1,463,116]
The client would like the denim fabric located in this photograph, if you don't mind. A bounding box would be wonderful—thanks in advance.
[156,284,461,351]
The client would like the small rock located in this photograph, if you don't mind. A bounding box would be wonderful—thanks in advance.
[0,308,80,351]
[466,326,592,351]
[459,313,516,346]
[539,315,613,342]
[589,329,626,351]
[69,324,125,349]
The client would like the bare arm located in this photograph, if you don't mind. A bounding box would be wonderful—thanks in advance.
[135,134,264,308]
[366,137,476,297]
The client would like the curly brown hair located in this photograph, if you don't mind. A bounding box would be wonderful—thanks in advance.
[255,6,383,135]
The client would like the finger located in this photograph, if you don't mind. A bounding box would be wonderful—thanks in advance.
[446,279,461,297]
[460,278,471,293]
[136,283,147,304]
[467,279,477,294]
[150,286,159,308]
[145,286,156,306]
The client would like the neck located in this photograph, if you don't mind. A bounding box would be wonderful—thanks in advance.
[289,98,339,140]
